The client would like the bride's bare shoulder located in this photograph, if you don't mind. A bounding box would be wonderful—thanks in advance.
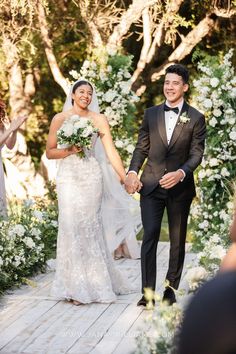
[51,110,72,126]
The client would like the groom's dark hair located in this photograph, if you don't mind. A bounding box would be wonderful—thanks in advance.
[165,64,189,84]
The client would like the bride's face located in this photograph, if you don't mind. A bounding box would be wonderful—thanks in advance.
[72,84,93,109]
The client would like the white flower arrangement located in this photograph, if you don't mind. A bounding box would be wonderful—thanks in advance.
[69,50,139,165]
[0,194,58,290]
[57,115,98,158]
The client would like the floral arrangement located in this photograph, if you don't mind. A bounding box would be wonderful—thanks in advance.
[57,115,98,158]
[69,48,139,165]
[190,48,236,251]
[0,186,58,293]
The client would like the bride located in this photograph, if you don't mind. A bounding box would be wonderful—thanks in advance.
[46,79,141,305]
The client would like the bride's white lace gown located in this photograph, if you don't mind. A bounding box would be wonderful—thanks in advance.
[51,134,135,303]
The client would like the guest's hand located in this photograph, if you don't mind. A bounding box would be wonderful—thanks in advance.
[159,170,184,189]
[125,172,142,194]
[10,115,28,132]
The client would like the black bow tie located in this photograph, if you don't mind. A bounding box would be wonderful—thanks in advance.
[164,104,179,114]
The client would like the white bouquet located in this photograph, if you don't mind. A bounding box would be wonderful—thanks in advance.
[57,115,98,158]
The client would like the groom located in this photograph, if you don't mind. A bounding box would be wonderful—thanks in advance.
[125,64,206,306]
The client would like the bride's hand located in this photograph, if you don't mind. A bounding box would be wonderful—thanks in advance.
[67,145,82,155]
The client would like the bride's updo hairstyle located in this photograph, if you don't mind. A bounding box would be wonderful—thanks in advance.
[71,80,93,105]
[0,99,8,127]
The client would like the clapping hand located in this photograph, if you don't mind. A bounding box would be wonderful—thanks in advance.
[10,115,28,132]
[125,172,143,194]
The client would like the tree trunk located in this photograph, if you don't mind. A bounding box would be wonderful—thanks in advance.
[107,0,157,50]
[132,14,216,93]
[37,2,69,94]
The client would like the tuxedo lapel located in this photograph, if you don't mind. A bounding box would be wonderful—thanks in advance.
[156,103,168,147]
[168,101,189,150]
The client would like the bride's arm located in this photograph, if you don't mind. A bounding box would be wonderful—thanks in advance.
[96,115,126,183]
[46,115,77,159]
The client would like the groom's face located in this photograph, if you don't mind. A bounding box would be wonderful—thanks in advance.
[163,73,189,106]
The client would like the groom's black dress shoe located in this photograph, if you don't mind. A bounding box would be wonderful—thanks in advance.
[137,296,155,307]
[162,287,176,305]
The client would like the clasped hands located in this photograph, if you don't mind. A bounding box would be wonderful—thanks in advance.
[125,170,184,194]
[124,172,142,194]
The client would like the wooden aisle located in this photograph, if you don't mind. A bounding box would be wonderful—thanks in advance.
[0,242,197,354]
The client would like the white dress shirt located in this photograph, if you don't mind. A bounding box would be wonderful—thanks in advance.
[164,99,184,145]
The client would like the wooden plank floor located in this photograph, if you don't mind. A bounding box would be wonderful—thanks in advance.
[0,242,197,354]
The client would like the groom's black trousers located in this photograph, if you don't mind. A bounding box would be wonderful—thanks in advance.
[140,185,192,292]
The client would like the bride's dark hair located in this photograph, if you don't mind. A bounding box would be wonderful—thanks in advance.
[71,80,93,105]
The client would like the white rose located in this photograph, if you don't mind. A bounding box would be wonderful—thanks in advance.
[0,256,3,267]
[213,109,222,117]
[221,167,230,177]
[228,117,235,125]
[33,210,43,221]
[31,227,41,237]
[209,245,226,260]
[209,158,219,167]
[210,77,219,87]
[104,90,116,103]
[185,266,208,290]
[63,123,74,137]
[209,117,217,127]
[24,237,36,249]
[115,140,124,148]
[74,119,88,130]
[126,144,135,154]
[199,220,209,230]
[229,131,236,140]
[83,60,90,69]
[81,126,93,137]
[124,71,131,79]
[8,224,25,238]
[119,82,130,95]
[219,209,228,221]
[51,220,58,228]
[203,99,213,109]
[210,234,221,243]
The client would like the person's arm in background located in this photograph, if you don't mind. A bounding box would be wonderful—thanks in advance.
[0,116,27,149]
[220,212,236,272]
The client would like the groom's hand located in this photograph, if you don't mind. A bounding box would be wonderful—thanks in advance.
[125,172,142,194]
[159,170,184,189]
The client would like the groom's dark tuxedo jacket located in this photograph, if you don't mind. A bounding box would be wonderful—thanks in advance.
[129,101,206,200]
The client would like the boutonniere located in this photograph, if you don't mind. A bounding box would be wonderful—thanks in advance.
[178,112,190,125]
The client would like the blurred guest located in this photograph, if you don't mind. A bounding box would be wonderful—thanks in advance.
[177,203,236,354]
[0,99,27,217]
